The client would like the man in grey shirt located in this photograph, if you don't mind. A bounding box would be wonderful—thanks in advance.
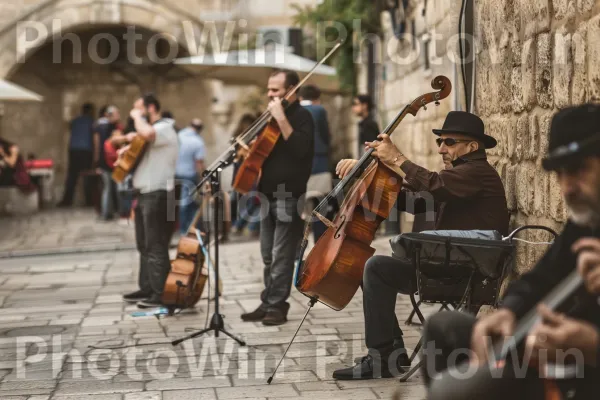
[120,94,179,308]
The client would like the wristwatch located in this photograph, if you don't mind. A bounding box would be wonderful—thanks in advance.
[392,155,405,167]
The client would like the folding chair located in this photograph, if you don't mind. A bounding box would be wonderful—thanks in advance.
[390,225,558,382]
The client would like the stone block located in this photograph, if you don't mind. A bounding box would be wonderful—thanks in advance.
[588,15,600,101]
[516,164,534,215]
[577,0,595,13]
[553,0,577,20]
[495,160,508,183]
[548,172,567,221]
[527,115,539,160]
[476,51,492,116]
[511,67,525,112]
[515,115,529,161]
[538,111,553,157]
[507,117,517,155]
[515,236,529,274]
[553,28,573,108]
[572,22,588,103]
[536,33,553,108]
[506,117,517,158]
[506,164,518,210]
[521,0,552,39]
[533,168,549,216]
[521,38,537,110]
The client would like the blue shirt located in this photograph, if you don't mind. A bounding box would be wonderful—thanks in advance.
[69,115,94,151]
[175,127,205,177]
[301,101,330,174]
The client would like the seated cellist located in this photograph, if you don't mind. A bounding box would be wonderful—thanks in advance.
[419,104,600,399]
[332,111,510,380]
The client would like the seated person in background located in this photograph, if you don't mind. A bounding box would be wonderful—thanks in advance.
[0,137,35,193]
[421,104,600,400]
[332,111,509,380]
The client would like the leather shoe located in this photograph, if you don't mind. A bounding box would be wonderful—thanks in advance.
[123,290,151,303]
[262,309,287,326]
[137,295,164,309]
[241,307,266,322]
[333,353,408,380]
[354,343,410,365]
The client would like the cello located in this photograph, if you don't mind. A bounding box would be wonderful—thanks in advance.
[112,135,148,183]
[161,206,208,311]
[297,75,452,310]
[193,42,343,195]
[267,76,452,384]
[427,269,585,400]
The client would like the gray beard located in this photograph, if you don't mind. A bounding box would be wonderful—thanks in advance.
[568,206,600,229]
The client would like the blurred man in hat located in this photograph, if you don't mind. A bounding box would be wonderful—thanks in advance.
[333,111,509,380]
[421,104,600,399]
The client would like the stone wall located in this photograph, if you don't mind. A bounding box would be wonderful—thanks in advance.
[474,0,600,271]
[375,0,458,233]
[377,0,600,271]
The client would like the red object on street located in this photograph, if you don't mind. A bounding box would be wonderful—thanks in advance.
[24,159,54,169]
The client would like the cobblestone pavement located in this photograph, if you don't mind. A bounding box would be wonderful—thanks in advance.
[0,210,136,257]
[0,211,430,400]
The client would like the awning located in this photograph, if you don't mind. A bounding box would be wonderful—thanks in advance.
[175,49,340,93]
[0,80,43,102]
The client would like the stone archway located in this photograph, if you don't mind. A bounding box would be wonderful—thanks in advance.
[0,0,205,80]
[0,0,216,205]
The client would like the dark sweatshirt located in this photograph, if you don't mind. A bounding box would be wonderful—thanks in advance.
[259,100,315,199]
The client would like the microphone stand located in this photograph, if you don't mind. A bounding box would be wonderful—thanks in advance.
[172,158,246,347]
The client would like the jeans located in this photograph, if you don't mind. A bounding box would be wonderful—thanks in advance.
[134,190,173,297]
[259,196,303,312]
[233,191,260,232]
[117,176,133,218]
[61,149,93,206]
[100,170,116,219]
[362,255,415,356]
[176,175,199,234]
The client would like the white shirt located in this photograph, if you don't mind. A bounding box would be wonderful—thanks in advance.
[133,118,179,193]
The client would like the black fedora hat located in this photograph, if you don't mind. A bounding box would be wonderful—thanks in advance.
[432,111,497,149]
[542,104,600,171]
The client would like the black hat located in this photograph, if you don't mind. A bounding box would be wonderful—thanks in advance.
[432,111,497,149]
[542,104,600,171]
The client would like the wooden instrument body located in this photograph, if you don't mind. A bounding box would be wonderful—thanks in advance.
[112,135,148,183]
[233,119,280,194]
[161,233,208,308]
[297,160,402,310]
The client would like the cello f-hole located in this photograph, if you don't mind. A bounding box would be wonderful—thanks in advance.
[333,215,347,239]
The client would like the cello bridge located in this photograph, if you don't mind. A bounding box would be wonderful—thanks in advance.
[312,212,335,229]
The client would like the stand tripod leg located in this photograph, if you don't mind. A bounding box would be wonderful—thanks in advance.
[219,327,246,346]
[171,168,246,349]
[171,327,213,346]
[267,297,317,384]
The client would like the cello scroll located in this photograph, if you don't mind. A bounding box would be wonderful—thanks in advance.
[406,75,452,116]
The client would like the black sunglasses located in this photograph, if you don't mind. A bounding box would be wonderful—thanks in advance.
[435,138,472,147]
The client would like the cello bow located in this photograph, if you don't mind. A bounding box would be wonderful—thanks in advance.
[427,269,585,400]
[193,41,344,195]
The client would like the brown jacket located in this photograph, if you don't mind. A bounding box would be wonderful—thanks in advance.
[398,149,509,236]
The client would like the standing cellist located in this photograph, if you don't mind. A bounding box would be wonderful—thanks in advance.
[240,69,315,326]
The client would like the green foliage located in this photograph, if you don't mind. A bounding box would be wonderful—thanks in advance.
[293,0,380,93]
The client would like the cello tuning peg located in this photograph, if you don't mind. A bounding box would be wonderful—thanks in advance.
[423,105,427,110]
[435,100,440,106]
